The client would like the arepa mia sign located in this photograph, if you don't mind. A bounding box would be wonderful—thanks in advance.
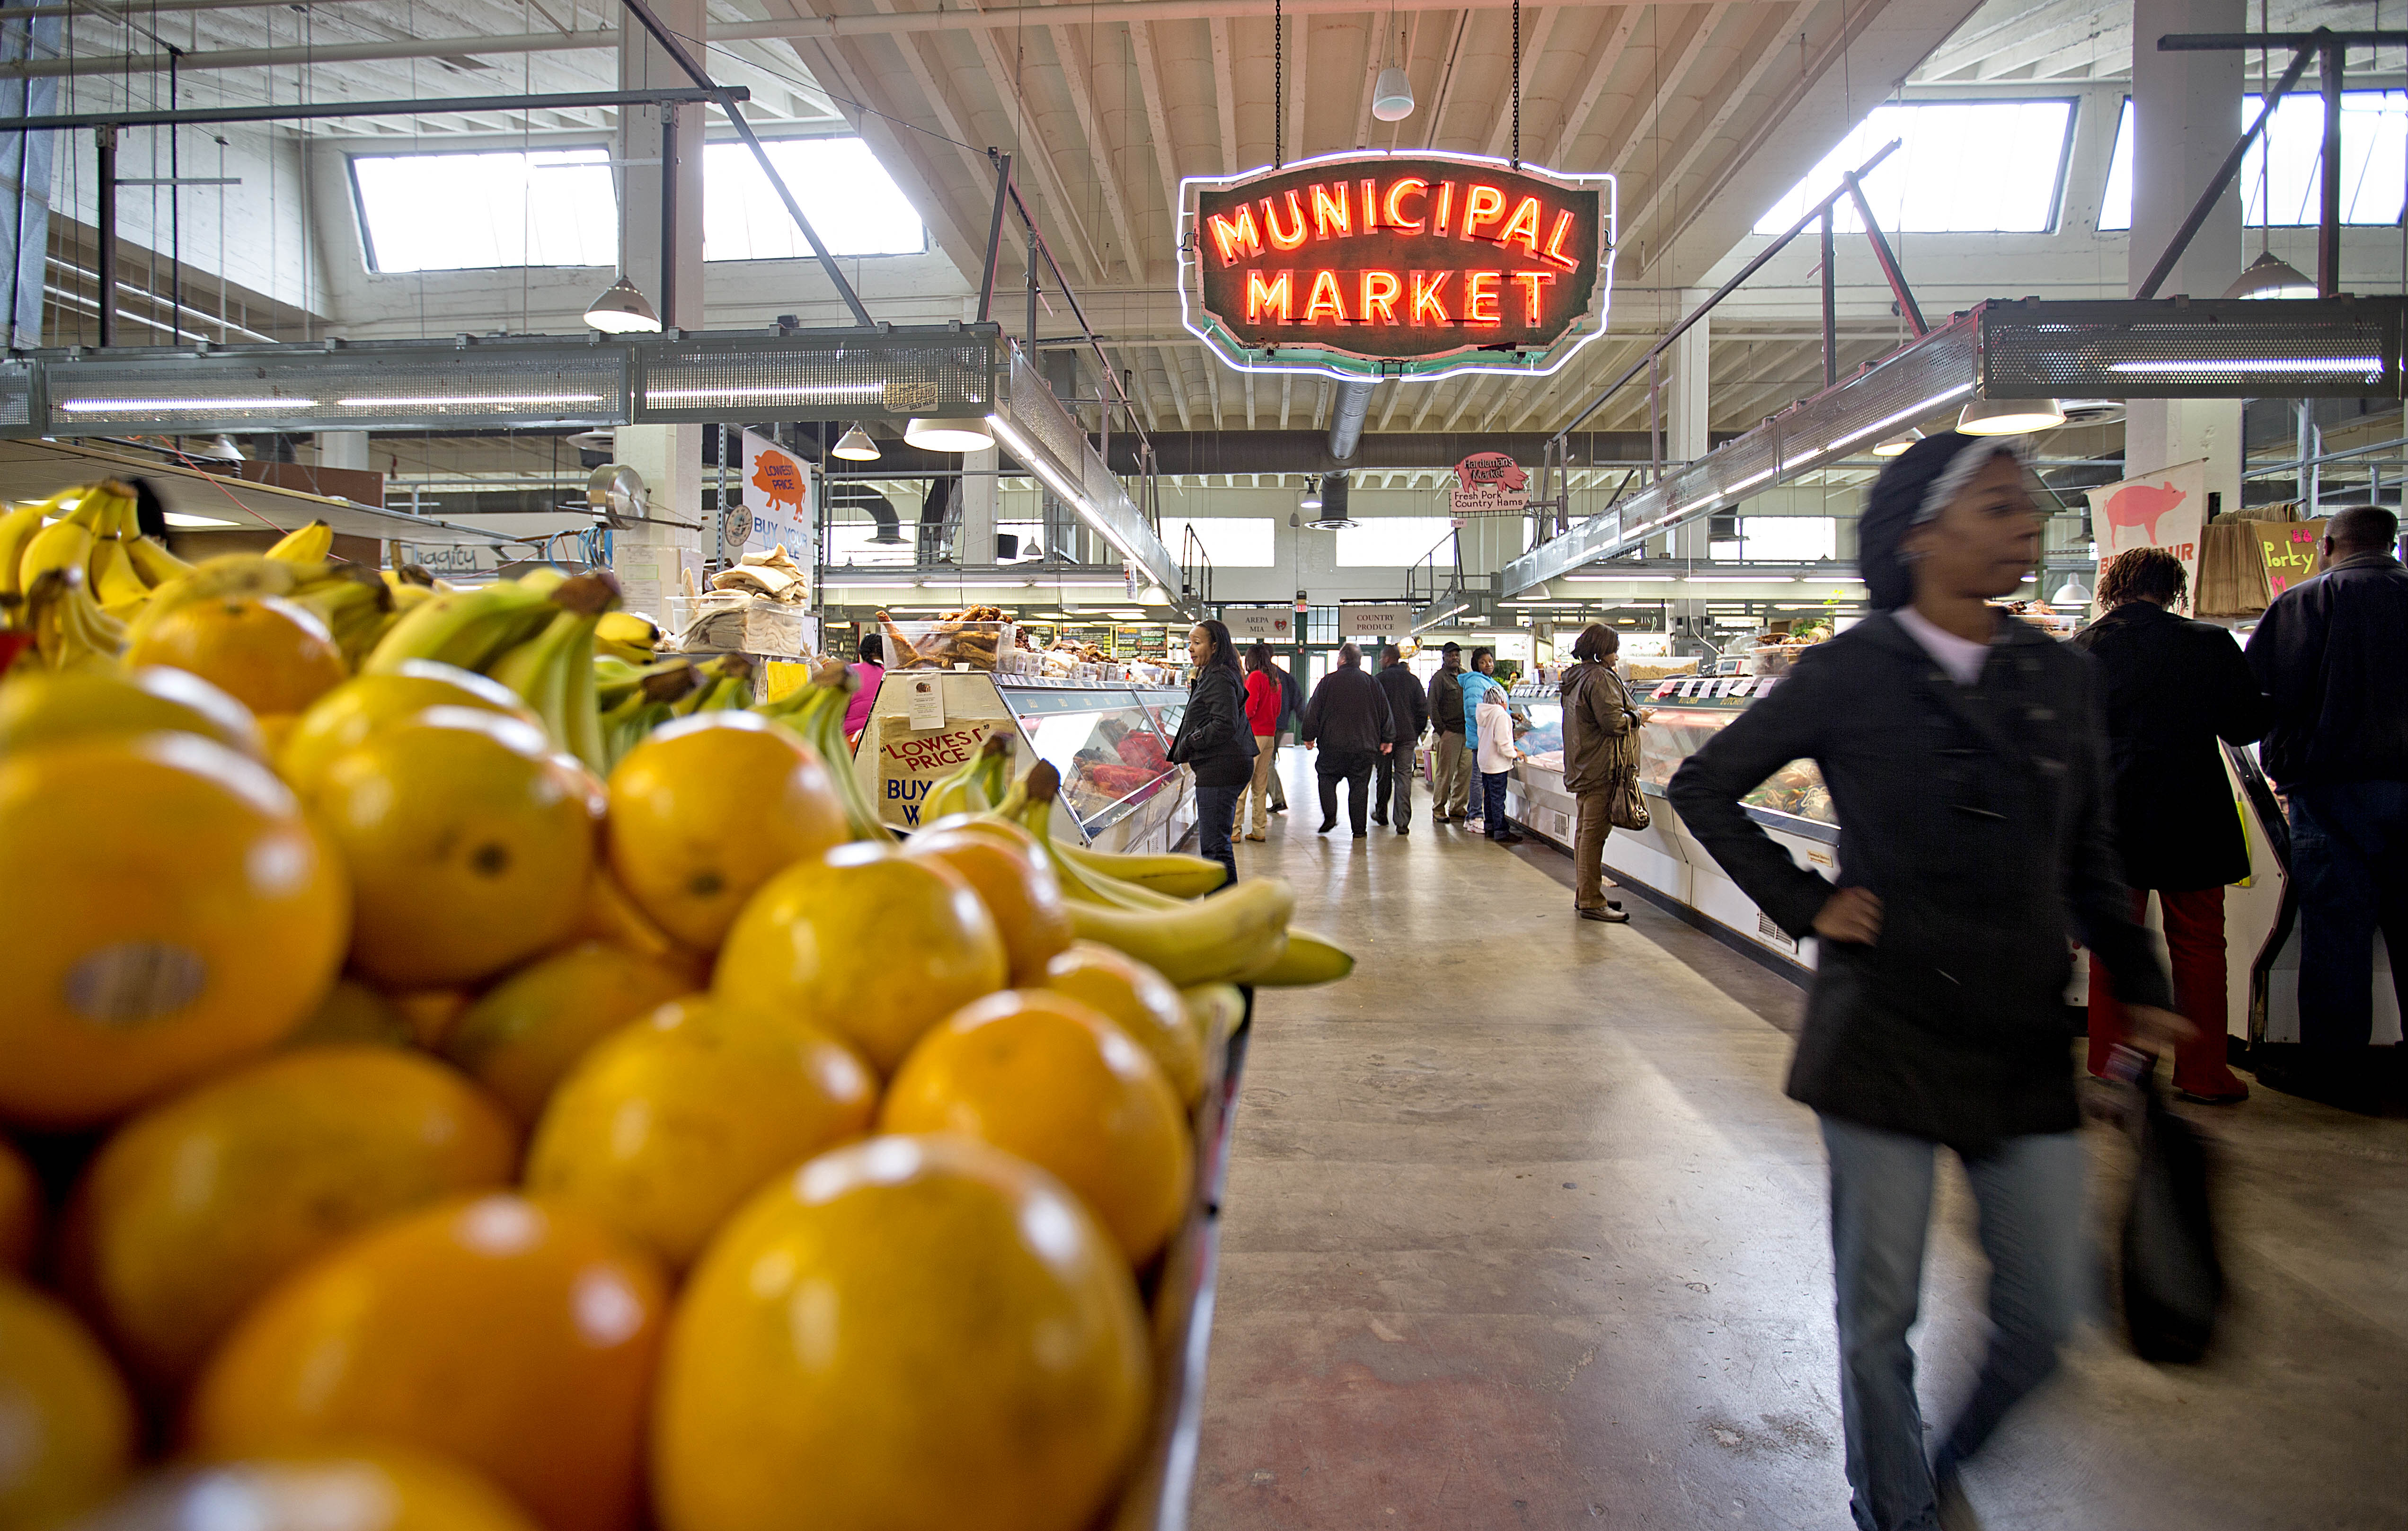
[1180,150,1614,383]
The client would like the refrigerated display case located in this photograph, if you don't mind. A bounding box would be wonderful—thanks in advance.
[849,668,1195,853]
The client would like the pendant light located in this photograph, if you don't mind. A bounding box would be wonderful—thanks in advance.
[2222,249,2315,300]
[903,417,995,453]
[1870,427,1923,457]
[584,276,661,334]
[1957,398,2065,436]
[2052,573,2094,605]
[831,423,882,461]
[1372,0,1413,121]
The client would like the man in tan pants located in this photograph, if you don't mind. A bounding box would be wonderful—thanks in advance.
[1427,642,1474,820]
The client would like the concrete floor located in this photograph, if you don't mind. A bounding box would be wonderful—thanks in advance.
[1194,756,2408,1531]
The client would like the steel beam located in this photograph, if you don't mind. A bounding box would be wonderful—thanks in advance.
[7,85,741,132]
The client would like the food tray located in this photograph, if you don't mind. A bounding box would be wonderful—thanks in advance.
[885,620,1017,672]
[1106,990,1251,1531]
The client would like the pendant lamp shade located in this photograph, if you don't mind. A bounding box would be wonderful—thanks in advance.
[2222,249,2316,300]
[1871,427,1923,457]
[1957,398,2065,436]
[903,417,995,453]
[831,424,882,460]
[1372,65,1415,122]
[2052,574,2094,606]
[584,276,661,334]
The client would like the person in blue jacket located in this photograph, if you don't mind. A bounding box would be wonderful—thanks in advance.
[1460,646,1500,761]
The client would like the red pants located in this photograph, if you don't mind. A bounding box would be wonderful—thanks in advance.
[2088,886,2247,1099]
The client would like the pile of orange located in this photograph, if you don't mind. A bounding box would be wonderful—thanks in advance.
[0,662,1238,1531]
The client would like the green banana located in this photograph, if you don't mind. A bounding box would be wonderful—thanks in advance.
[361,578,558,675]
[487,606,607,770]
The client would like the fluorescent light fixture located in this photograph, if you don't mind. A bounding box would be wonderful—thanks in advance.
[904,417,995,453]
[945,578,1036,588]
[336,394,604,409]
[1413,602,1469,632]
[648,384,886,403]
[58,397,317,413]
[1372,65,1415,122]
[2108,357,2381,375]
[1958,398,2065,435]
[1684,575,1805,584]
[1567,572,1677,582]
[822,578,923,588]
[1872,427,1923,457]
[2223,250,2316,300]
[832,424,882,460]
[161,511,237,528]
[584,276,660,334]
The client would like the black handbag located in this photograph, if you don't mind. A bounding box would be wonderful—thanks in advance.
[2116,1053,2224,1363]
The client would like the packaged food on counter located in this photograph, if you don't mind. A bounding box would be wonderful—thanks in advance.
[878,608,1015,671]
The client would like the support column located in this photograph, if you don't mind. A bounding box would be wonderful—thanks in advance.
[959,446,999,564]
[2126,0,2243,516]
[1664,290,1711,646]
[610,3,708,614]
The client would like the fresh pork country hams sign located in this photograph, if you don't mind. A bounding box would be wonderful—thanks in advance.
[1182,151,1614,382]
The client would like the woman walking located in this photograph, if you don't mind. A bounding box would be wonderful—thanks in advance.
[2070,545,2267,1102]
[1169,619,1257,890]
[1561,623,1648,922]
[1242,643,1284,842]
[1668,433,2187,1531]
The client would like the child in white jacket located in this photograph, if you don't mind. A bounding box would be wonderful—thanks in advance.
[1474,688,1524,845]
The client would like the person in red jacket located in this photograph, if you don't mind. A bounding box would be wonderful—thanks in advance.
[1242,643,1284,841]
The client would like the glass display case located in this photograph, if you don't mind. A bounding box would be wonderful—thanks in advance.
[1636,685,1835,832]
[1003,685,1181,833]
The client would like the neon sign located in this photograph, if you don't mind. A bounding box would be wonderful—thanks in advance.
[1180,151,1614,383]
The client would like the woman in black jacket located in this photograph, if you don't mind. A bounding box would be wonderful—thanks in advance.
[1170,619,1256,889]
[1667,433,2187,1531]
[2069,546,2267,1103]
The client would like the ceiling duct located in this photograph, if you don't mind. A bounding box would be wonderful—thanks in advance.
[1308,472,1355,529]
[1328,380,1377,462]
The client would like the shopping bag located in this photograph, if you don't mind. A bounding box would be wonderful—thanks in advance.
[2117,1056,2224,1363]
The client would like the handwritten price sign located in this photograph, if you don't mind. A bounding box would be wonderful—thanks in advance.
[2252,523,2321,600]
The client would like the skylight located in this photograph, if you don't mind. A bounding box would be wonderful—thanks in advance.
[703,139,925,260]
[1161,516,1276,568]
[1755,100,2077,236]
[1335,517,1459,567]
[2100,92,2408,230]
[350,147,618,273]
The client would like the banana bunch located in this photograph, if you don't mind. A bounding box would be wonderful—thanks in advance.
[918,733,1016,823]
[363,575,567,677]
[14,568,127,673]
[978,761,1355,989]
[673,654,753,717]
[266,520,333,564]
[596,611,663,665]
[380,569,623,774]
[751,659,892,842]
[0,481,185,628]
[600,659,701,770]
[127,553,395,668]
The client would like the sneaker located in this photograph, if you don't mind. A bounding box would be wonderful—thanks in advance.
[1465,817,1485,833]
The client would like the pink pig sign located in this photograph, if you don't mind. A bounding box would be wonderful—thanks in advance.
[2085,458,2209,617]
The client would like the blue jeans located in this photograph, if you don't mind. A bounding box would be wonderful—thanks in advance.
[1480,770,1511,837]
[1821,1116,2089,1531]
[2287,780,2408,1051]
[1192,783,1239,890]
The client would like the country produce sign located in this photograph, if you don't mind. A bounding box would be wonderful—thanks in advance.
[1180,151,1614,382]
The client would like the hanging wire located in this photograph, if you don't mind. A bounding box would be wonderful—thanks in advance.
[1511,0,1521,169]
[1274,0,1284,169]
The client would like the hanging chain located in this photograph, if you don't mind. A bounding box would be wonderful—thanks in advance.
[1510,0,1522,169]
[1274,0,1284,168]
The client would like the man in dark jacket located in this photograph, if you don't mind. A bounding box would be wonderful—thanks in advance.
[1668,433,2183,1531]
[1372,644,1429,835]
[2070,546,2268,1103]
[1427,643,1470,822]
[1300,642,1394,837]
[2243,504,2408,1073]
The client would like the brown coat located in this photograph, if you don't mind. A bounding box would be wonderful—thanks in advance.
[1560,660,1637,793]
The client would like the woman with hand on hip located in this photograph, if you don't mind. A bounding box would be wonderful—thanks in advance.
[1669,434,2187,1531]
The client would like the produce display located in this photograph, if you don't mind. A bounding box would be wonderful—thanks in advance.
[0,482,1356,1531]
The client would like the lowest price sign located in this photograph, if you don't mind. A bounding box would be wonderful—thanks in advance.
[875,719,1010,829]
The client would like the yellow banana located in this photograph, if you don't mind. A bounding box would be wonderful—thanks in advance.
[1058,842,1229,899]
[1181,983,1247,1051]
[266,519,334,562]
[18,518,96,590]
[287,567,395,667]
[124,535,194,588]
[0,503,50,597]
[88,538,150,611]
[1234,927,1355,987]
[596,611,659,650]
[1063,876,1293,987]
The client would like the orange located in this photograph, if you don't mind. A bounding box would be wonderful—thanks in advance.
[125,594,348,715]
[278,661,537,794]
[64,1046,517,1391]
[564,861,705,973]
[0,664,262,758]
[0,733,349,1129]
[714,843,1007,1075]
[190,1194,666,1531]
[650,1135,1148,1531]
[0,1135,38,1273]
[70,1446,540,1531]
[1043,942,1207,1106]
[0,1278,136,1528]
[526,995,876,1271]
[441,942,701,1126]
[311,708,598,989]
[880,991,1191,1266]
[285,977,415,1048]
[903,827,1074,985]
[606,713,849,952]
